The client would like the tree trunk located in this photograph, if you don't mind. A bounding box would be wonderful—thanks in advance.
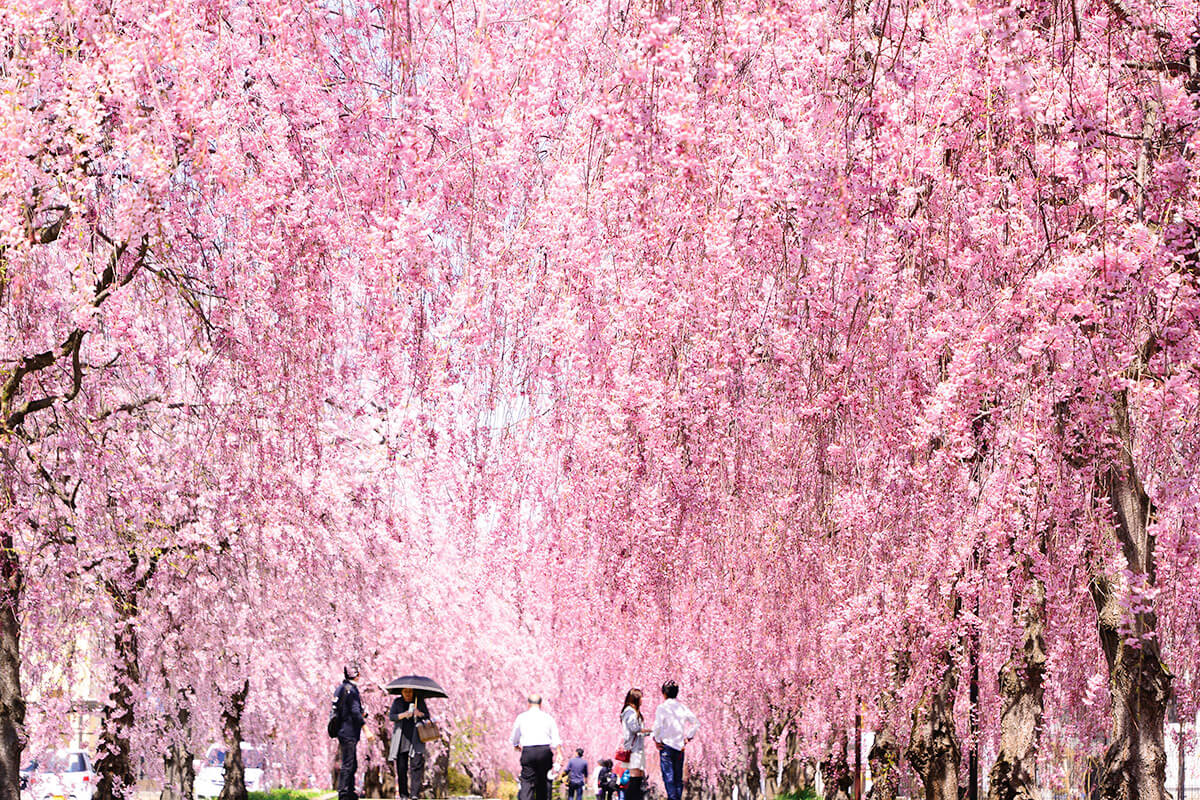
[1089,392,1170,800]
[374,708,395,798]
[744,732,762,800]
[362,754,383,799]
[435,739,450,798]
[777,727,810,797]
[0,527,24,800]
[761,722,780,799]
[866,727,901,800]
[1091,570,1170,800]
[330,743,340,792]
[95,617,140,800]
[986,580,1046,800]
[820,730,852,800]
[162,739,195,800]
[161,702,195,800]
[906,657,960,800]
[467,766,488,797]
[219,680,250,800]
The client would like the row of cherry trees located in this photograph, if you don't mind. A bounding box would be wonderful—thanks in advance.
[2,0,439,797]
[396,0,1200,795]
[3,0,1200,798]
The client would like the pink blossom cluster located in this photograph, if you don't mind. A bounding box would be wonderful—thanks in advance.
[2,0,1199,794]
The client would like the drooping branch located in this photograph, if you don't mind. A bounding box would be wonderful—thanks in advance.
[3,234,151,432]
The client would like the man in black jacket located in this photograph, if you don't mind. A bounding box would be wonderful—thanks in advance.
[333,663,366,800]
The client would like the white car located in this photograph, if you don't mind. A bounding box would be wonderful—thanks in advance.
[23,750,98,800]
[194,743,267,799]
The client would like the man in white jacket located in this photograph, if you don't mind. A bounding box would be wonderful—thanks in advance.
[651,681,699,800]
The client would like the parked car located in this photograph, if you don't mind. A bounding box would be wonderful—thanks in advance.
[194,743,268,799]
[19,756,38,800]
[21,750,97,800]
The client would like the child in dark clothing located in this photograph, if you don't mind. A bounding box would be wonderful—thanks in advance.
[596,759,618,800]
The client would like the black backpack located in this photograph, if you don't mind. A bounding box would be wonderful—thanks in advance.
[327,683,343,738]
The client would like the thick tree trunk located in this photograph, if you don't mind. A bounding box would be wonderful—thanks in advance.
[820,730,851,800]
[434,739,450,798]
[761,722,780,799]
[330,743,340,792]
[986,580,1046,800]
[95,618,140,800]
[373,708,395,798]
[1088,392,1170,800]
[0,529,24,800]
[776,727,810,797]
[219,680,250,800]
[744,732,762,800]
[362,755,383,799]
[161,702,195,800]
[162,739,195,800]
[866,727,900,800]
[1091,572,1170,800]
[96,549,173,800]
[906,658,960,800]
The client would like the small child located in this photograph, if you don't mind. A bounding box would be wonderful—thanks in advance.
[596,759,617,800]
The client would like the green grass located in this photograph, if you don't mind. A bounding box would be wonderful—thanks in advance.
[446,765,473,795]
[773,790,818,800]
[495,772,518,800]
[247,789,328,800]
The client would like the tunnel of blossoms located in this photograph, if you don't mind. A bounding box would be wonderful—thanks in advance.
[2,0,1199,799]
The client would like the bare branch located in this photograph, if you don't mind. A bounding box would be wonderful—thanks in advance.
[91,396,163,424]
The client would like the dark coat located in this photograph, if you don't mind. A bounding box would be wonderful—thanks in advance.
[387,696,431,759]
[334,679,365,741]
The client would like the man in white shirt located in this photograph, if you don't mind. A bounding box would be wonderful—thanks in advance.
[651,680,699,800]
[510,694,562,800]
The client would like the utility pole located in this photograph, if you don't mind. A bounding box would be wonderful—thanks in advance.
[969,603,980,800]
[968,547,981,800]
[854,711,862,800]
[1178,728,1185,800]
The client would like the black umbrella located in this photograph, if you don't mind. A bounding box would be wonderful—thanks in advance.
[383,675,449,698]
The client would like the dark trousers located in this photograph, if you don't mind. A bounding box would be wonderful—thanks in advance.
[519,745,554,800]
[568,784,584,800]
[338,737,358,800]
[395,750,426,797]
[659,746,685,800]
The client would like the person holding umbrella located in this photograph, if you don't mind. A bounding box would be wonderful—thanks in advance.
[383,675,447,800]
[388,688,430,799]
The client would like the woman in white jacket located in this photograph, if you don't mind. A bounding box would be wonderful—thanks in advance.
[618,689,651,800]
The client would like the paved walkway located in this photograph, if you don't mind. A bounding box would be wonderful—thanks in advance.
[134,792,494,800]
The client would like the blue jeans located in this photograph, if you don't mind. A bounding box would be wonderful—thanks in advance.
[659,746,684,800]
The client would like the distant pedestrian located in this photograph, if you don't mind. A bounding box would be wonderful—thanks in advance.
[511,694,562,800]
[332,663,366,800]
[388,687,432,799]
[596,759,617,800]
[565,748,589,800]
[651,680,699,800]
[617,689,651,800]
